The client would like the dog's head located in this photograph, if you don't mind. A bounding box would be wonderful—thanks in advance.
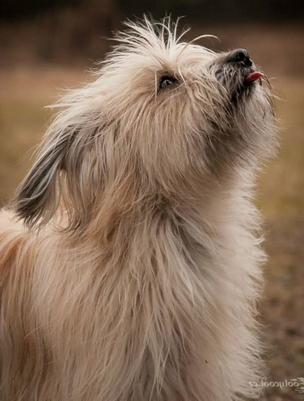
[14,18,277,230]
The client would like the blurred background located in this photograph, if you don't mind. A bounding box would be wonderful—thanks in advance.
[0,0,303,399]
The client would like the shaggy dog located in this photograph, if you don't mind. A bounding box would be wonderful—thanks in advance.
[0,18,277,401]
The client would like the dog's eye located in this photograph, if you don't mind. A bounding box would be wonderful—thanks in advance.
[159,76,178,90]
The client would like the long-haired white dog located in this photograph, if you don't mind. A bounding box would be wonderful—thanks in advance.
[0,18,277,401]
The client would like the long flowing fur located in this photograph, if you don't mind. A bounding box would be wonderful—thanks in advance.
[0,18,277,401]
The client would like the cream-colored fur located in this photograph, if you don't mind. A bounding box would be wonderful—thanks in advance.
[0,18,277,401]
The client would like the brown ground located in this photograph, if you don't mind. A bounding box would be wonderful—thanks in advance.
[0,24,303,400]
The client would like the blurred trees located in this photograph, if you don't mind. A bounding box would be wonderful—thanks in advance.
[0,0,303,67]
[0,0,121,66]
[119,0,304,23]
[1,0,304,23]
[0,0,80,19]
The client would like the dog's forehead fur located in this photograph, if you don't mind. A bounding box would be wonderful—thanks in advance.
[95,20,218,103]
[72,23,231,148]
[107,20,215,70]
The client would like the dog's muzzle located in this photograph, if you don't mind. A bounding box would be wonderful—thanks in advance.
[213,47,264,103]
[226,48,263,84]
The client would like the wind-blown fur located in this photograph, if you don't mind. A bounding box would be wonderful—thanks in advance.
[0,18,277,401]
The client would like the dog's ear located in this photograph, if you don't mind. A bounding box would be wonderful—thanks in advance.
[14,123,80,229]
[14,103,103,229]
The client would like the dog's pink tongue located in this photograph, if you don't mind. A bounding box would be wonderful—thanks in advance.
[245,71,263,83]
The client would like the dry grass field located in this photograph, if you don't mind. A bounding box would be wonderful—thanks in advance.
[0,25,303,399]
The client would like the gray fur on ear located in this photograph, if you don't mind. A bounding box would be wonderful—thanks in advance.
[14,101,106,231]
[14,128,76,228]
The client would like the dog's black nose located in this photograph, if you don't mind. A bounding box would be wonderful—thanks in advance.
[226,48,252,67]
